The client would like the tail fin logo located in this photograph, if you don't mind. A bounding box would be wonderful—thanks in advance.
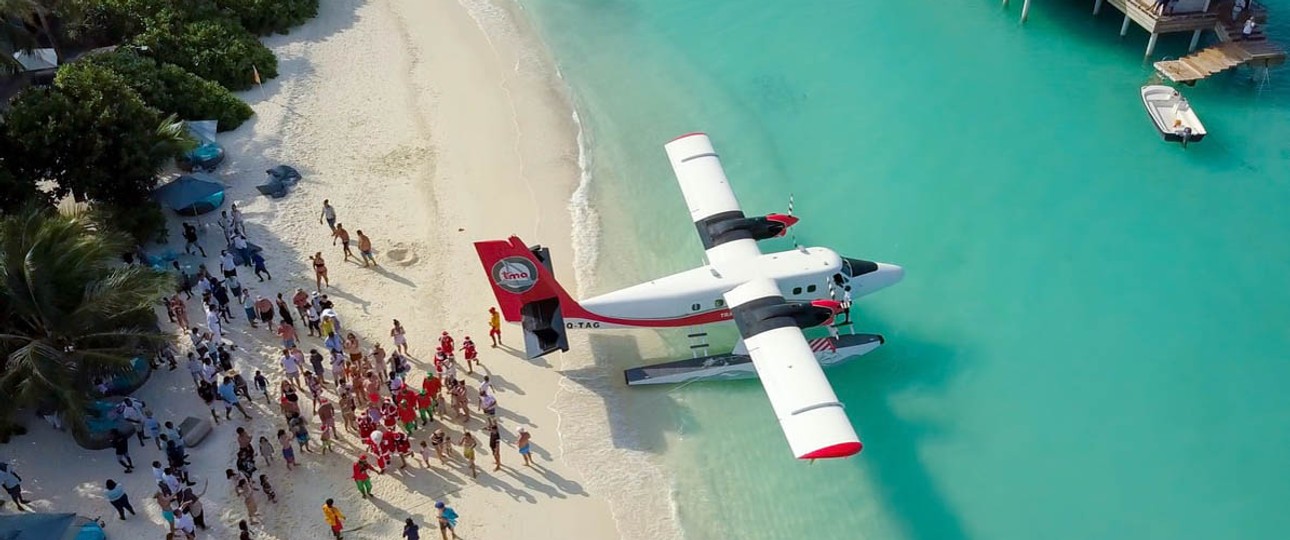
[490,256,539,294]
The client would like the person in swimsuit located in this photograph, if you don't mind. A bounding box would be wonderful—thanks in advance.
[430,428,448,465]
[226,469,260,524]
[487,421,502,471]
[310,252,329,290]
[357,230,377,267]
[517,427,533,466]
[390,319,409,355]
[332,223,354,262]
[278,430,296,470]
[459,432,478,479]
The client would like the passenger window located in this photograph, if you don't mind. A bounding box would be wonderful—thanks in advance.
[715,299,725,308]
[691,303,701,311]
[792,287,802,295]
[807,285,817,293]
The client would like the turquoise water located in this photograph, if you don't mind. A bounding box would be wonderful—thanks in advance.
[521,0,1290,538]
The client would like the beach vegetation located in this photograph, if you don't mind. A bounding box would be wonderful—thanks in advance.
[131,16,278,90]
[0,206,171,439]
[215,0,319,36]
[0,62,191,239]
[64,0,221,45]
[81,48,254,131]
[0,163,47,215]
[0,0,72,64]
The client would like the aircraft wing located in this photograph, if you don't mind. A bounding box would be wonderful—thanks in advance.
[664,133,763,268]
[723,278,863,460]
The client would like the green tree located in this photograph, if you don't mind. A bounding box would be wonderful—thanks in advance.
[0,61,191,205]
[0,0,66,63]
[0,206,171,435]
[63,0,220,45]
[0,10,40,74]
[81,49,253,131]
[215,0,318,36]
[0,158,47,214]
[133,16,277,90]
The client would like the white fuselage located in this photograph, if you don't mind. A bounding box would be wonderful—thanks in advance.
[565,246,903,329]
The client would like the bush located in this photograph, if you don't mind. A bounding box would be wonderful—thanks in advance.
[67,0,223,45]
[133,17,278,91]
[2,63,184,206]
[216,0,320,35]
[94,201,169,244]
[83,49,254,131]
[0,161,48,215]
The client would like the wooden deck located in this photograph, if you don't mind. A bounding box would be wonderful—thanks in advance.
[1106,0,1219,33]
[1152,2,1286,83]
[1154,41,1286,82]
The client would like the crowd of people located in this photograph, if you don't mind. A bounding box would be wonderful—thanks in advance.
[15,199,522,539]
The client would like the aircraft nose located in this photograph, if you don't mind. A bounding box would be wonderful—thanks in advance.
[847,261,903,296]
[876,263,905,289]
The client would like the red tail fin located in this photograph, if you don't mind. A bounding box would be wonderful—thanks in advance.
[473,236,574,323]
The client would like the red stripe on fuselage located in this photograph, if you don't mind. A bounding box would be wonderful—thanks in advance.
[564,305,732,328]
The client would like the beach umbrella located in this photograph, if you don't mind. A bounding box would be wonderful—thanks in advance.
[153,173,226,216]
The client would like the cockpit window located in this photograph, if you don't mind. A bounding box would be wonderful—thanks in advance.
[842,258,878,277]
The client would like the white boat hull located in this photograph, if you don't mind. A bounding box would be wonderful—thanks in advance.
[1141,85,1206,144]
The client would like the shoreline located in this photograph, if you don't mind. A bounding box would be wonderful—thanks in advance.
[0,0,662,538]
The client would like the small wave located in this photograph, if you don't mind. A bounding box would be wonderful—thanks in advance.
[568,109,601,298]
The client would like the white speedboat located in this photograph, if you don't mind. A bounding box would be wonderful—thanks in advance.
[1141,85,1206,145]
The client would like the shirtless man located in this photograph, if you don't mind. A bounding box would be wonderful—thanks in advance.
[332,224,354,261]
[356,230,377,267]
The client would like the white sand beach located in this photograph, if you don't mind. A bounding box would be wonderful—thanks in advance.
[1,0,624,537]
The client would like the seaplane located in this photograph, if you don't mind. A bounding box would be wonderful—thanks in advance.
[474,132,904,460]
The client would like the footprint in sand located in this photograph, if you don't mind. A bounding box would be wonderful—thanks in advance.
[384,243,419,267]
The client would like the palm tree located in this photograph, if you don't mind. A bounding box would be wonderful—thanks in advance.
[0,206,172,436]
[0,0,70,65]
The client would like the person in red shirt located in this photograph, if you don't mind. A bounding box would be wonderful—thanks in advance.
[416,390,434,426]
[376,432,394,472]
[422,372,442,398]
[393,432,412,469]
[460,337,478,374]
[380,399,398,430]
[398,399,418,435]
[352,456,373,498]
[439,332,454,357]
[433,348,447,376]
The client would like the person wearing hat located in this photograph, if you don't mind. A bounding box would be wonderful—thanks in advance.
[460,336,478,373]
[416,389,434,426]
[438,331,454,355]
[435,501,459,540]
[352,456,374,498]
[488,307,502,347]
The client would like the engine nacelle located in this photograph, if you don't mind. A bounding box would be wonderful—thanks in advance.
[707,213,801,245]
[736,300,836,334]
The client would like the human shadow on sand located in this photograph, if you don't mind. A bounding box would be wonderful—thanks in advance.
[475,470,536,504]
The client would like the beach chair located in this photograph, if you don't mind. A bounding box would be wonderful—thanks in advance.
[256,179,287,198]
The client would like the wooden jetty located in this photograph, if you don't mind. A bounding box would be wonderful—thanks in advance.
[1004,0,1285,82]
[1153,2,1286,82]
